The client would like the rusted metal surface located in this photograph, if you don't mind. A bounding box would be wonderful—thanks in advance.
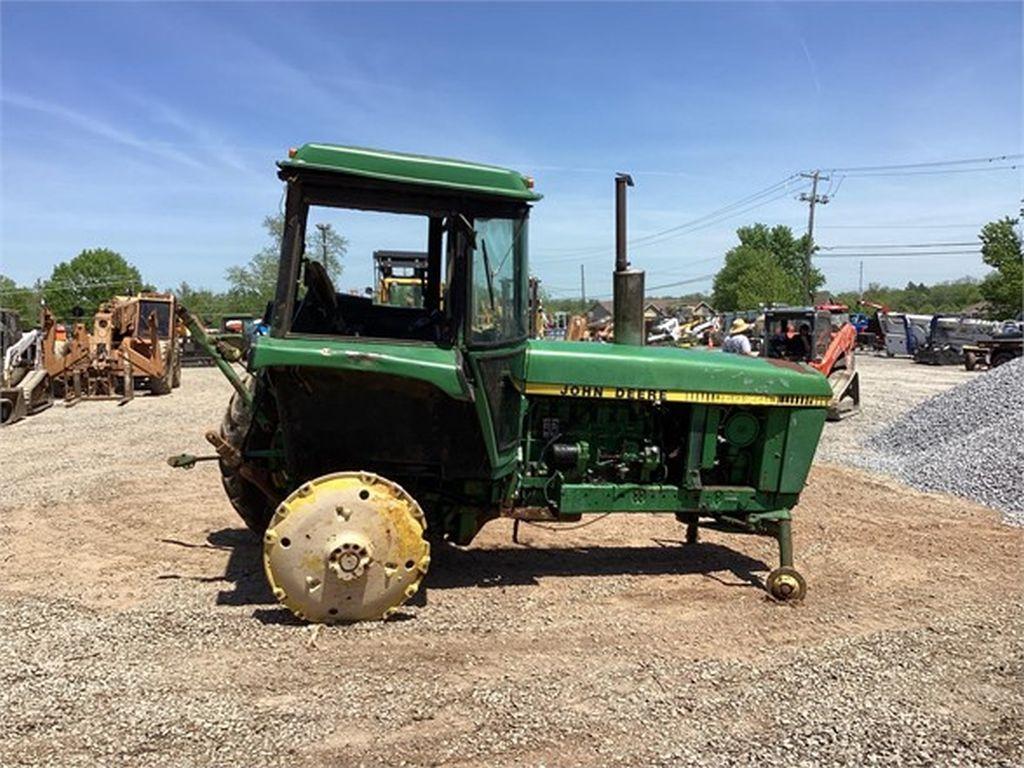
[42,293,180,404]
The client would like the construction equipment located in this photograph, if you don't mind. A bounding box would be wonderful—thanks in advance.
[963,321,1023,370]
[854,300,891,352]
[45,293,181,402]
[876,311,930,357]
[763,305,860,420]
[214,314,261,358]
[1,309,53,425]
[914,314,1003,366]
[175,143,832,623]
[648,316,719,347]
[0,309,21,360]
[374,250,428,308]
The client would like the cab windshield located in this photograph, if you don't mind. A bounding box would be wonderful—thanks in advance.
[469,217,527,344]
[138,300,171,338]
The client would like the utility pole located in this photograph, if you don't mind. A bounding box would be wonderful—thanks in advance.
[858,260,864,297]
[799,170,830,304]
[580,264,586,309]
[315,222,330,263]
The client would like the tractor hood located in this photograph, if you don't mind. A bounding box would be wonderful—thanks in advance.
[524,340,831,408]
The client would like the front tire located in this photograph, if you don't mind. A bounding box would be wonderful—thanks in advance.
[766,566,807,601]
[220,381,275,533]
[171,346,182,388]
[149,369,172,395]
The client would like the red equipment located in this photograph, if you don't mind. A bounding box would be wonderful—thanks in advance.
[762,306,860,420]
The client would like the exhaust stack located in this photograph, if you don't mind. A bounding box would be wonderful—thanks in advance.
[613,173,644,346]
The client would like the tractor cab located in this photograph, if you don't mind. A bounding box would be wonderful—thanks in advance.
[762,308,834,364]
[763,305,860,421]
[373,250,429,308]
[258,143,537,493]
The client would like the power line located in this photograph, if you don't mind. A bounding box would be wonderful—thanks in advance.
[534,175,806,261]
[0,276,146,296]
[535,153,1017,265]
[625,175,801,246]
[646,273,718,291]
[815,250,981,259]
[826,153,1022,173]
[537,185,807,264]
[820,241,978,250]
[820,223,984,229]
[834,165,1018,178]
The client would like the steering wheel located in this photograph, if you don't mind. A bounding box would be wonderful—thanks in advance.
[299,260,345,333]
[768,335,788,358]
[304,261,337,311]
[408,309,445,335]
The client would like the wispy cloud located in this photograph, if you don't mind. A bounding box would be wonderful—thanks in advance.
[113,86,262,177]
[797,36,822,95]
[2,91,206,170]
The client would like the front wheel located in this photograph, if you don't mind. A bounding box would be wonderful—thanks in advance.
[149,370,173,395]
[263,472,431,623]
[171,347,182,388]
[991,351,1015,368]
[219,381,275,533]
[766,566,806,601]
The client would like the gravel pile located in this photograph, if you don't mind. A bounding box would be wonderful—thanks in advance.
[858,358,1024,524]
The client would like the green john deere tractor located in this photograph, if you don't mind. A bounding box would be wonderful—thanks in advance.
[178,143,832,623]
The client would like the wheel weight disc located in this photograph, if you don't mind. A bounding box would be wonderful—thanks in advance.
[263,472,430,623]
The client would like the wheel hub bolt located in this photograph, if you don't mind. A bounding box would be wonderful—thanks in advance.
[327,539,371,581]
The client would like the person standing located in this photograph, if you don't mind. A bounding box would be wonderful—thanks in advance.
[722,317,754,355]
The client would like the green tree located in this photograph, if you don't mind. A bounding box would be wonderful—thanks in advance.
[226,214,347,308]
[0,274,43,327]
[730,223,824,300]
[711,224,815,309]
[43,248,145,321]
[836,276,985,315]
[712,245,800,310]
[172,282,237,327]
[978,217,1022,319]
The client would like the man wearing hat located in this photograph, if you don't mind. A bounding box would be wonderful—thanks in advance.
[722,317,754,356]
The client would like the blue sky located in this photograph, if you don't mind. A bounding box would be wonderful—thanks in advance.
[2,1,1021,300]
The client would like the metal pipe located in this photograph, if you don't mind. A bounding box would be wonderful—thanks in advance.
[615,173,633,272]
[176,305,253,410]
[613,173,645,346]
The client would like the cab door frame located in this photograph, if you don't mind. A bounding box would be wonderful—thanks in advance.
[460,211,530,477]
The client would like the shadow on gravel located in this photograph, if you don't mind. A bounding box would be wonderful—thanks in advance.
[203,528,276,607]
[192,528,769,625]
[427,540,768,590]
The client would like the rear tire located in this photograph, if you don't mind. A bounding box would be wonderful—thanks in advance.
[991,350,1015,368]
[149,370,172,395]
[964,351,977,371]
[171,347,182,388]
[220,380,275,534]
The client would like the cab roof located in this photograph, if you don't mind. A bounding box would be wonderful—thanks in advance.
[278,143,542,202]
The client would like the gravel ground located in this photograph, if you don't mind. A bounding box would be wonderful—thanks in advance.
[1,364,1022,767]
[818,355,1024,524]
[814,354,976,465]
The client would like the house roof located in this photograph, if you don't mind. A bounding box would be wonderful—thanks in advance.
[644,298,680,312]
[278,143,542,202]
